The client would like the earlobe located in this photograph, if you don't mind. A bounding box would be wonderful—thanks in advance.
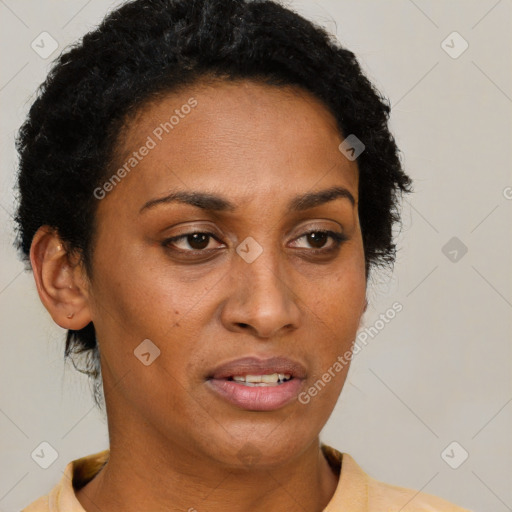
[30,226,92,330]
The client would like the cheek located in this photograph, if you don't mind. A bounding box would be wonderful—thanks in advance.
[313,248,366,333]
[309,281,363,376]
[88,243,219,393]
[88,259,201,422]
[89,238,178,331]
[303,249,366,393]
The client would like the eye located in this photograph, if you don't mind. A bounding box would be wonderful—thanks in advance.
[162,229,348,257]
[290,230,348,252]
[162,232,225,253]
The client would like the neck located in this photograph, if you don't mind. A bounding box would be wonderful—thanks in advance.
[76,425,339,512]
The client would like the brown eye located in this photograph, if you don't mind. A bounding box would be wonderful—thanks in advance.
[291,230,347,251]
[306,231,329,249]
[184,233,210,250]
[162,232,224,252]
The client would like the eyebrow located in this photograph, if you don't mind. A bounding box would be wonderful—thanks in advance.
[139,185,355,214]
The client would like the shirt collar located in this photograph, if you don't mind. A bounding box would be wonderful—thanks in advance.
[321,443,369,511]
[47,444,368,512]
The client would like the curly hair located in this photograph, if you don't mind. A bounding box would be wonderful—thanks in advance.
[14,0,413,404]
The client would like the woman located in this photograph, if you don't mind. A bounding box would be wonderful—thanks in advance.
[16,0,470,510]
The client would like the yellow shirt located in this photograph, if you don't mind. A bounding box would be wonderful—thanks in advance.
[22,444,471,511]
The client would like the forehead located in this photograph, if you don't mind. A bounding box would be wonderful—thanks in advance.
[104,78,358,213]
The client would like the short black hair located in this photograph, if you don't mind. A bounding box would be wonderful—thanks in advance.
[14,0,413,403]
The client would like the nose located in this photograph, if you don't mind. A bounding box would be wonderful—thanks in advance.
[220,245,302,339]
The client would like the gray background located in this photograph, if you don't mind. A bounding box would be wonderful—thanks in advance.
[1,1,511,511]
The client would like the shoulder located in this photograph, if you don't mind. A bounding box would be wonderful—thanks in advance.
[20,449,109,512]
[321,444,472,512]
[367,474,473,511]
[21,494,49,512]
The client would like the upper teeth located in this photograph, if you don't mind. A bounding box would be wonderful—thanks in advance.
[232,373,291,383]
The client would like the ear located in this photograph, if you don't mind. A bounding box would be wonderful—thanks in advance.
[30,226,92,330]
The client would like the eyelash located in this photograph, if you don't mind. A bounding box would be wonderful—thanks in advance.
[161,229,348,256]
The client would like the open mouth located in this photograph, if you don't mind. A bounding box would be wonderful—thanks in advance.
[206,374,303,410]
[225,373,293,386]
[205,356,306,410]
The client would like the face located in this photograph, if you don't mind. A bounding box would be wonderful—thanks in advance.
[85,79,367,468]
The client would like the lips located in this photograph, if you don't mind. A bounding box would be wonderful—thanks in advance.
[207,356,307,380]
[205,356,307,411]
